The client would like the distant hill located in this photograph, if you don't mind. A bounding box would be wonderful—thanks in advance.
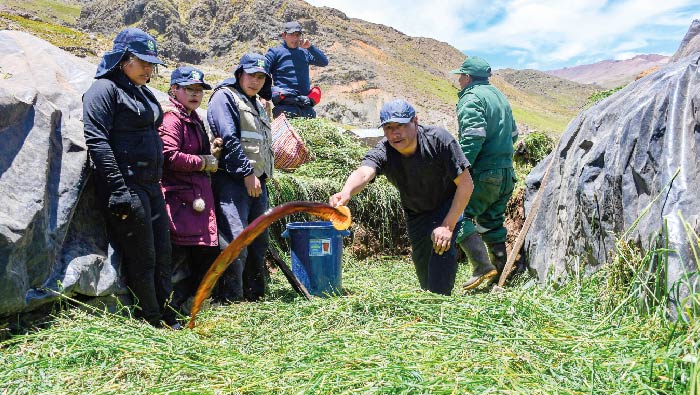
[492,69,599,134]
[1,0,600,135]
[546,54,670,89]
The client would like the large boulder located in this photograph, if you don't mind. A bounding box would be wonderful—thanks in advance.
[524,44,700,300]
[0,31,205,321]
[0,30,126,318]
[671,19,700,62]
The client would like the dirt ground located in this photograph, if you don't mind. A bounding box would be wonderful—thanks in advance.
[505,188,526,257]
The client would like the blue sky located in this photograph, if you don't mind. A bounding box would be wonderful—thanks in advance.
[305,0,700,70]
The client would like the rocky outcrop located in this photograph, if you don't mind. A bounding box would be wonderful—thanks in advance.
[0,30,124,317]
[671,19,700,62]
[524,50,700,302]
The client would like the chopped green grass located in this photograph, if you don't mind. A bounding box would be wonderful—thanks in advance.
[268,118,406,254]
[1,257,697,394]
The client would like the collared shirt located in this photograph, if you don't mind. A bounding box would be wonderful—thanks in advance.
[361,125,469,217]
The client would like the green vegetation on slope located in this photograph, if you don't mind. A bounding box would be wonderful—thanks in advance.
[0,12,89,48]
[585,85,626,108]
[493,77,582,135]
[2,0,80,25]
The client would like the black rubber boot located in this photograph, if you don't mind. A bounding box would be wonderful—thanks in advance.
[487,242,508,274]
[460,234,498,290]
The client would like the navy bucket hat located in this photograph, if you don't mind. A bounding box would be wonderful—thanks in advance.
[95,28,164,78]
[379,99,416,127]
[170,65,212,90]
[233,53,272,99]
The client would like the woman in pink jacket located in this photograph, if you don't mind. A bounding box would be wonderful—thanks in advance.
[159,66,222,313]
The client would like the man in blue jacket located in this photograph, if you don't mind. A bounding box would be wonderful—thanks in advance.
[266,21,328,118]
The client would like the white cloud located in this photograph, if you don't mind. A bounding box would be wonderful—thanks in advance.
[614,51,644,60]
[305,0,700,69]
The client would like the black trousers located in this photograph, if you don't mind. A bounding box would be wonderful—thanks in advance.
[406,200,461,296]
[171,244,220,310]
[103,184,174,326]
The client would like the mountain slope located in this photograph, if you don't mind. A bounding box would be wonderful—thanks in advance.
[546,54,669,89]
[492,69,599,134]
[1,0,597,134]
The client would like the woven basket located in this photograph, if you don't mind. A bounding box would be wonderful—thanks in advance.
[271,113,312,170]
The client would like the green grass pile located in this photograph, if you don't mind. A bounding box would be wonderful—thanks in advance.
[1,256,697,394]
[586,85,626,108]
[512,131,555,189]
[268,118,406,254]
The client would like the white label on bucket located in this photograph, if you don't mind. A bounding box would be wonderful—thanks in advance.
[309,238,332,256]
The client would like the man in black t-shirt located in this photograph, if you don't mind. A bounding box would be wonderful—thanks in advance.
[329,99,474,295]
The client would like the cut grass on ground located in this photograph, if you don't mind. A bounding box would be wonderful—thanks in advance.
[1,257,697,394]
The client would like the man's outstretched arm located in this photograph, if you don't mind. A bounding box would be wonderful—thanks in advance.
[328,165,376,207]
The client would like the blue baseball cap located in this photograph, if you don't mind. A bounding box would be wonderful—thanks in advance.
[379,99,416,127]
[170,66,212,90]
[95,28,164,78]
[233,53,272,99]
[234,53,271,77]
[283,21,303,33]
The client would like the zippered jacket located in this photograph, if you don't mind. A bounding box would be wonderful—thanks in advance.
[456,80,518,171]
[159,97,218,246]
[207,79,274,179]
[83,71,164,198]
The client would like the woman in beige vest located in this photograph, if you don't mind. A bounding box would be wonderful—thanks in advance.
[206,53,274,303]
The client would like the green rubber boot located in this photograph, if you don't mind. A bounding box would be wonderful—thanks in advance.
[460,234,498,290]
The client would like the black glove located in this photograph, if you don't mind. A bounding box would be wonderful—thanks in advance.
[271,93,284,105]
[108,192,133,218]
[296,95,312,107]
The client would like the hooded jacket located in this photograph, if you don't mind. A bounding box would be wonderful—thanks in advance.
[159,97,218,246]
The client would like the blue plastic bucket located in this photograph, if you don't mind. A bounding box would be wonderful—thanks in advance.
[281,221,351,297]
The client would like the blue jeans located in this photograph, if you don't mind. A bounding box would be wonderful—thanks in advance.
[212,174,269,301]
[406,200,461,295]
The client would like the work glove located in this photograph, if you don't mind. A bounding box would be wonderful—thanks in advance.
[210,137,224,159]
[296,95,313,107]
[200,154,219,172]
[271,93,284,105]
[108,192,133,219]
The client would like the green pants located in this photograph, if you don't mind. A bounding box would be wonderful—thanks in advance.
[457,167,516,244]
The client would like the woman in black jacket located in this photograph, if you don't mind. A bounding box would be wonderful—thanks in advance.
[83,28,177,328]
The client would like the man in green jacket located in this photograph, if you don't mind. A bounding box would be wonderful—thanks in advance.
[450,56,519,290]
